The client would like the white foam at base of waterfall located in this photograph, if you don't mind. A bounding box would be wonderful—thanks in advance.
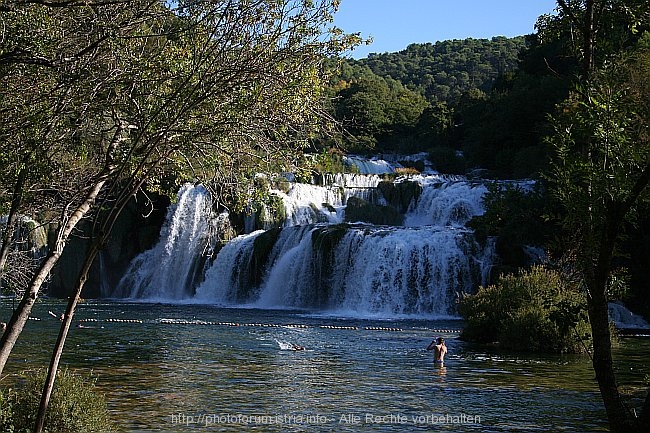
[115,184,214,300]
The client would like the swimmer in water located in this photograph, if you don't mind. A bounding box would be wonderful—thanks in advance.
[426,337,447,365]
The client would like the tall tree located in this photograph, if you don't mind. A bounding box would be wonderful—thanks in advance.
[546,1,650,431]
[0,1,362,431]
[0,0,359,393]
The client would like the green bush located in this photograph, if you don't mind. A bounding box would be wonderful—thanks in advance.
[458,265,591,354]
[0,368,114,433]
[0,387,17,432]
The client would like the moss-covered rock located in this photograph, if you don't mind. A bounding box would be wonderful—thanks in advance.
[309,224,350,306]
[311,224,349,253]
[377,180,422,213]
[344,196,404,226]
[255,193,287,230]
[251,227,282,287]
[272,176,292,194]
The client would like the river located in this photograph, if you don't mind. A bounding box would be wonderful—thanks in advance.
[6,299,648,432]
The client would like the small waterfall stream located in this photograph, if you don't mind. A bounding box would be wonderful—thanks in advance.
[114,161,497,317]
[114,184,217,300]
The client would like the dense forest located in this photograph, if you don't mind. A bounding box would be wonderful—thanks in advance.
[356,37,527,102]
[322,35,570,178]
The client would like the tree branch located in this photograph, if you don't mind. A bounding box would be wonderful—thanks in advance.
[16,0,132,7]
[557,0,580,24]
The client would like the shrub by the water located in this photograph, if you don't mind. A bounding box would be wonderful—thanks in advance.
[0,368,114,433]
[459,265,591,353]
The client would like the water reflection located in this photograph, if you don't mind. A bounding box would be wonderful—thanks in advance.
[2,300,645,432]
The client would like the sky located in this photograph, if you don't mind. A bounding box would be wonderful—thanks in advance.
[334,0,559,59]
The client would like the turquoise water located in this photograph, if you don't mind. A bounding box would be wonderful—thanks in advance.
[4,300,648,432]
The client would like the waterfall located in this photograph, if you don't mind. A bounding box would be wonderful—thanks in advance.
[272,174,385,228]
[344,156,398,174]
[114,184,215,300]
[114,157,497,318]
[277,184,344,227]
[608,302,650,330]
[194,224,490,317]
[405,179,487,227]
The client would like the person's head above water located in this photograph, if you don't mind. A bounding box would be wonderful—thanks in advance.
[437,337,444,344]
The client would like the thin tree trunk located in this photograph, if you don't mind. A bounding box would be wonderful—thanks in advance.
[583,0,596,72]
[0,124,122,376]
[587,202,647,432]
[587,283,634,432]
[34,238,101,433]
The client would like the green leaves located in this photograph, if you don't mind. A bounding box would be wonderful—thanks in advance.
[459,265,591,354]
[547,49,650,257]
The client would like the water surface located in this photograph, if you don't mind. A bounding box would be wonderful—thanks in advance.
[5,300,648,432]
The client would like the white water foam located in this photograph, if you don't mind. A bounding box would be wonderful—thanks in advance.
[115,184,215,299]
[405,180,487,227]
[195,224,492,317]
[344,156,399,174]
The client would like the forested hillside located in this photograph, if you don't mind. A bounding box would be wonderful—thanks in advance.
[353,37,527,102]
[325,35,568,178]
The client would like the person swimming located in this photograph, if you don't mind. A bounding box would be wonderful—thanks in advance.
[426,337,447,364]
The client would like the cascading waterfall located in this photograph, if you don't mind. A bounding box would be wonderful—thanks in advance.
[344,155,399,174]
[114,184,217,300]
[608,302,650,330]
[271,173,385,228]
[194,224,490,316]
[405,179,487,227]
[114,161,497,317]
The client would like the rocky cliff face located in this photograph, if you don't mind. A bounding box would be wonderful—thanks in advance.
[48,191,170,298]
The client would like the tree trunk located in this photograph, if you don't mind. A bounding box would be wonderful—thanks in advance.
[0,177,109,375]
[587,203,647,432]
[34,238,101,433]
[555,0,597,72]
[583,0,596,72]
[586,281,634,432]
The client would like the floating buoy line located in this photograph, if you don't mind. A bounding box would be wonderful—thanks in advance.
[64,317,461,334]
